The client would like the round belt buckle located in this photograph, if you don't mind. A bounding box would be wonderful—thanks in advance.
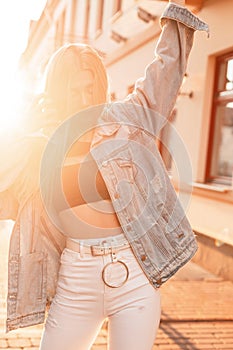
[102,260,129,288]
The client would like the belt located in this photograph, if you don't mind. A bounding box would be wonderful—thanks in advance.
[66,238,130,256]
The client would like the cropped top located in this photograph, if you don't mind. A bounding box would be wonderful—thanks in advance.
[61,153,110,208]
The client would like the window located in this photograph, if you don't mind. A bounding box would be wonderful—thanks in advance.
[83,0,91,39]
[96,0,104,33]
[207,52,233,185]
[55,9,66,48]
[88,0,104,39]
[112,0,122,16]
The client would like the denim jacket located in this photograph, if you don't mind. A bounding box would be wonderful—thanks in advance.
[0,3,209,332]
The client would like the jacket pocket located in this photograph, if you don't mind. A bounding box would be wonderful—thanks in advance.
[16,252,47,316]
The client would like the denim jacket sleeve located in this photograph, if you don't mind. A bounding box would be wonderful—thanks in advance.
[107,3,209,136]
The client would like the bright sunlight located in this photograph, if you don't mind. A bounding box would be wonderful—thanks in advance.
[0,0,46,130]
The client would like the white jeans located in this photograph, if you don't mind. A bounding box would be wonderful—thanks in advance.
[39,233,161,350]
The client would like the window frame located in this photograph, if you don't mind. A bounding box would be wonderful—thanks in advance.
[112,0,122,16]
[206,51,233,186]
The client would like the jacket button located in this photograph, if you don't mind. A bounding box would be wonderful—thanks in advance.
[114,192,120,199]
[141,254,147,261]
[9,294,17,300]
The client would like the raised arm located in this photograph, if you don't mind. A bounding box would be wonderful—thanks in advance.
[108,0,209,136]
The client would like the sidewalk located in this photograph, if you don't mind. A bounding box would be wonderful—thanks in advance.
[0,252,233,349]
[153,262,233,350]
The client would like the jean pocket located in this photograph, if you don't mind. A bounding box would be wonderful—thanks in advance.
[116,246,137,263]
[60,248,80,263]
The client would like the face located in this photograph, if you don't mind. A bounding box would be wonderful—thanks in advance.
[45,44,108,127]
[66,69,94,117]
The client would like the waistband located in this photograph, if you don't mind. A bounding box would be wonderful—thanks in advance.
[66,233,130,256]
[68,232,128,247]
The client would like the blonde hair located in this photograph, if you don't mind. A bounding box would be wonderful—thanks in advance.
[44,43,108,119]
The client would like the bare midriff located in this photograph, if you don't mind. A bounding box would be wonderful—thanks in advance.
[59,199,122,239]
[58,138,122,239]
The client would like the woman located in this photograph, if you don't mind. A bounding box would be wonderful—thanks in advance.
[0,0,209,349]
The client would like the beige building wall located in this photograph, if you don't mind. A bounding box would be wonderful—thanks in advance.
[105,0,233,246]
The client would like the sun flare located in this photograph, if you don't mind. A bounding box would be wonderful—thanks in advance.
[0,0,47,131]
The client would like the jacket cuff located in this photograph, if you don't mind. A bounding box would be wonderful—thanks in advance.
[160,3,209,36]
